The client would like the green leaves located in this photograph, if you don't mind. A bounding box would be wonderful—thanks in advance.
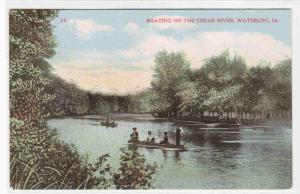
[147,51,192,117]
[113,147,157,189]
[142,49,291,124]
[9,9,109,190]
[9,10,157,190]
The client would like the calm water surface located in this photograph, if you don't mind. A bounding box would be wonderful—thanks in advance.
[47,114,292,189]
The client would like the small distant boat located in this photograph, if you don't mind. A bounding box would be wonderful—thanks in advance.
[100,121,118,127]
[128,140,188,151]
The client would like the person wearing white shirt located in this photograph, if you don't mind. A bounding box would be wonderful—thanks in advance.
[146,131,155,143]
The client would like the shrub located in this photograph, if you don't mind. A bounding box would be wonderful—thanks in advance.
[113,147,157,189]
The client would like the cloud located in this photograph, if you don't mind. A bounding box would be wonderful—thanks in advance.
[52,57,108,71]
[148,15,196,30]
[53,67,152,94]
[51,52,152,93]
[120,33,180,59]
[69,19,115,39]
[120,31,291,69]
[123,22,140,33]
[53,29,291,93]
[184,31,291,68]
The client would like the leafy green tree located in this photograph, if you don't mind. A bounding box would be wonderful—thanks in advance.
[142,50,291,123]
[9,9,112,190]
[10,9,57,127]
[269,58,292,111]
[150,51,191,117]
[140,89,171,117]
[244,59,292,114]
[95,99,112,114]
[123,94,142,113]
[242,64,273,112]
[197,51,247,124]
[10,10,158,190]
[176,80,208,117]
[10,9,58,164]
[45,76,90,116]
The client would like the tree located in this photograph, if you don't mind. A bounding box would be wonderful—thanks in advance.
[44,75,90,116]
[199,51,247,124]
[140,89,171,117]
[10,9,58,127]
[245,59,292,114]
[95,99,112,114]
[269,58,292,111]
[9,10,112,190]
[176,80,208,118]
[242,63,273,112]
[150,51,191,117]
[10,9,158,190]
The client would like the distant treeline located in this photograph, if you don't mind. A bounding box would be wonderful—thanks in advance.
[45,75,144,117]
[140,51,292,124]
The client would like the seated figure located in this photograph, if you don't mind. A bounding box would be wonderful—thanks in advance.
[130,127,139,141]
[159,132,169,144]
[146,131,155,143]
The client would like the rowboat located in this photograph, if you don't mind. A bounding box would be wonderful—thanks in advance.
[128,140,188,151]
[100,121,118,127]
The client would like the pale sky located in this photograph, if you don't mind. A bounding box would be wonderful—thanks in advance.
[49,9,292,94]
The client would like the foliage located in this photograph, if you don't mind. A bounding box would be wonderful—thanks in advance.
[10,9,57,127]
[176,80,208,116]
[149,51,191,117]
[123,94,143,113]
[9,9,59,171]
[241,64,273,111]
[268,58,292,110]
[10,9,157,190]
[10,132,112,189]
[45,75,89,116]
[140,89,171,117]
[113,147,157,189]
[200,51,247,115]
[94,100,112,114]
[142,50,292,123]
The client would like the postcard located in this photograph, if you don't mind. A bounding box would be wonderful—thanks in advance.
[8,8,293,191]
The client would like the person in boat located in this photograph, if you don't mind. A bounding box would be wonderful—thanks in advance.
[159,132,169,145]
[175,125,184,146]
[106,117,110,124]
[110,119,115,124]
[130,127,139,141]
[146,131,155,143]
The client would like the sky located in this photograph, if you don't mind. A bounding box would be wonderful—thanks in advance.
[49,9,292,94]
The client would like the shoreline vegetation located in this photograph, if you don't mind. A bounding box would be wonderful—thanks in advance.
[10,10,156,190]
[10,10,291,190]
[50,113,292,128]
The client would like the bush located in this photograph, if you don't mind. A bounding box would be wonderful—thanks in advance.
[113,147,157,189]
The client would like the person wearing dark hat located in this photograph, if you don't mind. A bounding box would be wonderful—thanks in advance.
[130,127,139,141]
[159,132,169,144]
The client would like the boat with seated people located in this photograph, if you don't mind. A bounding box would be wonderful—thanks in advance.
[100,121,118,127]
[128,140,188,151]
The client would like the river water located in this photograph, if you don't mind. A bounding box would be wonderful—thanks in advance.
[47,114,292,189]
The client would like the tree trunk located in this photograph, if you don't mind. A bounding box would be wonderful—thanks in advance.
[231,102,241,125]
